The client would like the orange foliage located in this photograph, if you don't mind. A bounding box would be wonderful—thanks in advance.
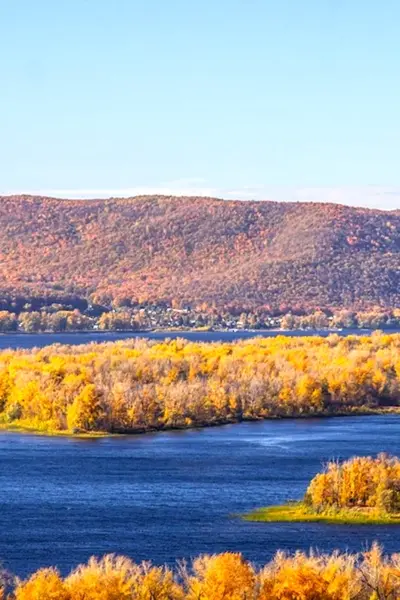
[9,544,400,600]
[186,553,255,600]
[0,194,399,310]
[306,454,400,513]
[14,568,69,600]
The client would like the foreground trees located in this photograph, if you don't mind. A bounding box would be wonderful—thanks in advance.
[0,333,400,434]
[6,544,400,599]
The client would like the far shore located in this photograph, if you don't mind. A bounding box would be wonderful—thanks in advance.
[0,326,399,337]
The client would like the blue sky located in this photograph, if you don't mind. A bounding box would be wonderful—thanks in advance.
[1,0,399,209]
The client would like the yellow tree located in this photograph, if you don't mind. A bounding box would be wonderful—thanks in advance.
[67,384,105,432]
[66,555,135,600]
[186,553,255,600]
[14,568,70,600]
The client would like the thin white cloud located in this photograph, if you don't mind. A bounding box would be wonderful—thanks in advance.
[2,185,400,210]
[161,177,207,186]
[2,186,221,199]
[261,186,400,210]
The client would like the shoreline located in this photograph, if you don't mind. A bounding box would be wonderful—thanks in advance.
[1,407,399,439]
[0,423,113,438]
[1,327,400,337]
[243,502,400,525]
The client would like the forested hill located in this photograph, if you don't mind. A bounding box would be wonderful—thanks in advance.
[0,194,399,310]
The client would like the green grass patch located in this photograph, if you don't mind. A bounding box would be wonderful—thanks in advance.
[243,502,400,525]
[0,422,112,438]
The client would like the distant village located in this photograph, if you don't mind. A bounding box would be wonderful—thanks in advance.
[0,302,398,333]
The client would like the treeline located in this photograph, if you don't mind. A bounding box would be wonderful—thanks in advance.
[0,306,399,333]
[280,308,400,330]
[0,333,399,433]
[2,544,400,599]
[306,454,400,514]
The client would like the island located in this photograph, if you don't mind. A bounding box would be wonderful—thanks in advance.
[244,454,400,525]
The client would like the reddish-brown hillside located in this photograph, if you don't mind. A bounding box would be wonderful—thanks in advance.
[0,194,399,309]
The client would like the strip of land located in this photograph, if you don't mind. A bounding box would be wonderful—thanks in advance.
[244,454,400,525]
[243,502,400,525]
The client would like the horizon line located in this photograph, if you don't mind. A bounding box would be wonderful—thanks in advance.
[1,185,400,211]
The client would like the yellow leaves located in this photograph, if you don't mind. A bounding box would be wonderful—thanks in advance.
[260,561,328,600]
[8,543,400,600]
[164,365,180,385]
[371,370,387,394]
[360,543,400,600]
[259,552,356,600]
[296,375,323,411]
[131,564,183,600]
[187,553,255,600]
[67,384,104,432]
[15,568,70,600]
[306,473,334,509]
[306,454,400,514]
[8,379,50,422]
[278,386,292,406]
[62,372,87,395]
[0,368,11,412]
[42,356,67,381]
[205,380,229,414]
[0,333,400,434]
[66,555,135,600]
[64,555,182,600]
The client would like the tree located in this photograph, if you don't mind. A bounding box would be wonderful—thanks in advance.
[14,568,70,600]
[0,311,17,332]
[67,385,105,432]
[19,311,44,332]
[186,553,255,600]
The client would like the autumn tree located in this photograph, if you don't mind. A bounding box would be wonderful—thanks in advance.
[14,568,70,600]
[67,384,105,432]
[0,311,17,332]
[305,454,400,514]
[185,553,255,600]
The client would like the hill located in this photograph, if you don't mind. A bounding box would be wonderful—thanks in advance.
[0,194,399,310]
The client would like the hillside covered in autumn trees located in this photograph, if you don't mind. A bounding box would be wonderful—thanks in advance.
[0,195,399,311]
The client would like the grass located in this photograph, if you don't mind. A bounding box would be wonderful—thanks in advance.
[0,421,112,438]
[243,502,400,525]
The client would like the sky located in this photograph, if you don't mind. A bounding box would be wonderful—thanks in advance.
[1,0,399,210]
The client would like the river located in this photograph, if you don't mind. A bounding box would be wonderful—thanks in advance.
[1,415,400,576]
[0,327,398,350]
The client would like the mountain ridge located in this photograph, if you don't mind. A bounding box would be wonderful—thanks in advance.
[0,194,399,310]
[4,193,400,215]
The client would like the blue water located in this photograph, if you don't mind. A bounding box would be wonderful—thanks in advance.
[1,415,400,576]
[0,328,397,350]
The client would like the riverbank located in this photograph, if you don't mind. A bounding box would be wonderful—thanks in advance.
[0,328,399,353]
[0,422,111,438]
[2,326,400,336]
[243,502,400,525]
[1,407,400,438]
